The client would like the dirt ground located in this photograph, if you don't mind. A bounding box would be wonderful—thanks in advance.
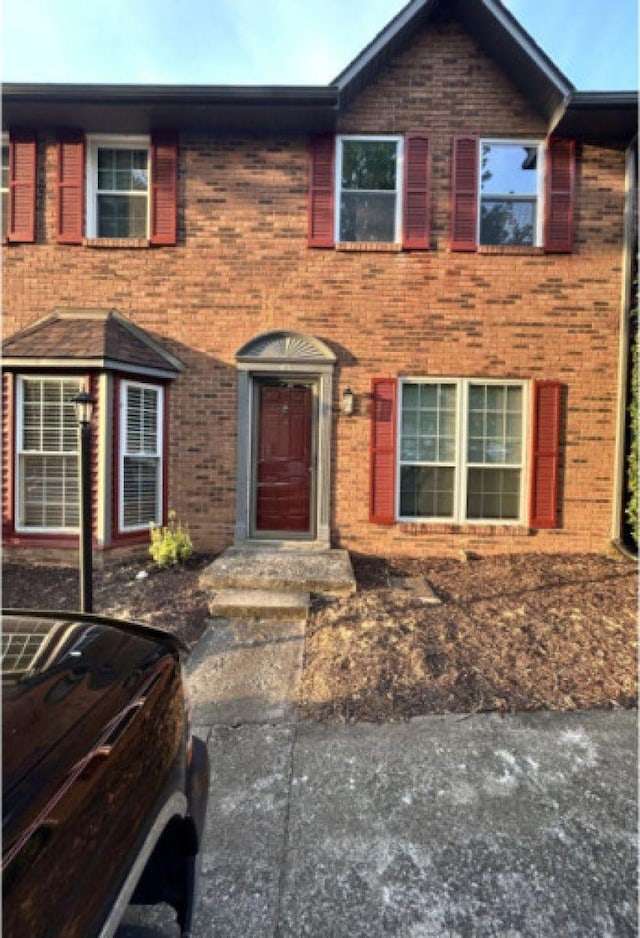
[3,550,637,721]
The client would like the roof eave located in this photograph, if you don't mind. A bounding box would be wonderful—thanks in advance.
[1,357,181,380]
[551,91,639,146]
[2,83,340,135]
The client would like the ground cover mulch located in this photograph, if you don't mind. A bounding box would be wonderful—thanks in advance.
[3,550,637,721]
[2,553,214,650]
[298,552,638,722]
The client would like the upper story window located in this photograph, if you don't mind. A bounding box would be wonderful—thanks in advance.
[451,136,573,254]
[336,136,403,243]
[479,141,543,247]
[86,136,150,239]
[309,133,429,250]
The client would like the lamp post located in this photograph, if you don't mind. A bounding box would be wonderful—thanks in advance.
[74,389,96,613]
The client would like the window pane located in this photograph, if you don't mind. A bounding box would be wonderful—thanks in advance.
[480,199,535,246]
[481,143,538,196]
[417,437,437,462]
[340,191,396,242]
[400,382,457,467]
[341,141,397,191]
[418,410,437,438]
[468,384,522,467]
[97,195,147,238]
[402,384,419,410]
[19,379,81,530]
[401,409,418,436]
[400,466,454,519]
[22,454,79,528]
[123,457,159,527]
[98,148,148,192]
[126,386,158,454]
[466,468,520,520]
[401,437,419,461]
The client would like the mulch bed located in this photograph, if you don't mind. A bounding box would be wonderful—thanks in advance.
[3,550,637,722]
[298,552,638,722]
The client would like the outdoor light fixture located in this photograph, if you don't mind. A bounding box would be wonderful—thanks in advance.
[74,389,96,613]
[342,387,354,416]
[73,389,96,426]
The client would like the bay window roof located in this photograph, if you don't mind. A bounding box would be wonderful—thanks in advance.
[2,308,183,379]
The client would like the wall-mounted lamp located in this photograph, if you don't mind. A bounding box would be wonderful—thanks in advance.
[341,387,354,416]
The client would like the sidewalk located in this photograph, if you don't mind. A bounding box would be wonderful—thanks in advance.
[120,616,638,937]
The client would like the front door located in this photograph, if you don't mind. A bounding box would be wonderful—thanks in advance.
[255,382,314,535]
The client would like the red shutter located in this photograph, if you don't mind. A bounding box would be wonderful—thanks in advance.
[308,135,335,247]
[8,131,36,243]
[530,380,562,529]
[370,377,397,524]
[403,133,430,250]
[2,372,15,536]
[150,133,178,246]
[57,135,85,244]
[545,138,575,253]
[451,136,478,251]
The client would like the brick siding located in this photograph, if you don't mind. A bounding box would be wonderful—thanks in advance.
[2,16,626,557]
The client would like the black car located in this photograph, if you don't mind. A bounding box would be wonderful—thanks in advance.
[2,610,209,938]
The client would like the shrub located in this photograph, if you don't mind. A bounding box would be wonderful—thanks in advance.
[149,510,193,567]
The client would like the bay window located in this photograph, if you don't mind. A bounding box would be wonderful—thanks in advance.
[16,377,82,531]
[399,379,526,523]
[120,381,163,531]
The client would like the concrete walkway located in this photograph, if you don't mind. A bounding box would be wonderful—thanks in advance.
[119,614,638,938]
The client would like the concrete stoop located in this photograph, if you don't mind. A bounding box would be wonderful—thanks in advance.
[201,546,356,597]
[200,546,356,621]
[207,588,309,621]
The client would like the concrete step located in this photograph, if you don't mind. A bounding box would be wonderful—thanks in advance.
[200,547,356,597]
[208,588,310,621]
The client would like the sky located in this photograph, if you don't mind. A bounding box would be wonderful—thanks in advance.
[2,0,637,90]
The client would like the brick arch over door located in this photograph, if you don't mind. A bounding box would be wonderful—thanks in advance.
[235,330,336,546]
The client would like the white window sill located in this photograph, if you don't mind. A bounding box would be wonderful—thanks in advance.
[83,237,150,249]
[335,241,402,253]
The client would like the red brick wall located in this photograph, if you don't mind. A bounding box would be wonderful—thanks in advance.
[2,17,627,557]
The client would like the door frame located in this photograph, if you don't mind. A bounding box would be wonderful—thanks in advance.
[235,331,335,547]
[250,377,318,539]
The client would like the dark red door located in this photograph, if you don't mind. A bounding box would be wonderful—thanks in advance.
[256,383,313,533]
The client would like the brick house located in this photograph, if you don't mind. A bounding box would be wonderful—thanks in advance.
[2,0,637,561]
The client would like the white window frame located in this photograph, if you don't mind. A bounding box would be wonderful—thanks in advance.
[86,134,150,239]
[15,375,83,534]
[119,379,164,533]
[397,377,529,525]
[335,135,404,244]
[478,139,544,247]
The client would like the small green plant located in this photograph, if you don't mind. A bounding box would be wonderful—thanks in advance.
[149,510,193,566]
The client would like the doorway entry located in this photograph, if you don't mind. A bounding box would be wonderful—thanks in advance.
[254,379,315,536]
[234,330,336,547]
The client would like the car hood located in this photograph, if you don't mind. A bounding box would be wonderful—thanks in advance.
[2,611,184,855]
